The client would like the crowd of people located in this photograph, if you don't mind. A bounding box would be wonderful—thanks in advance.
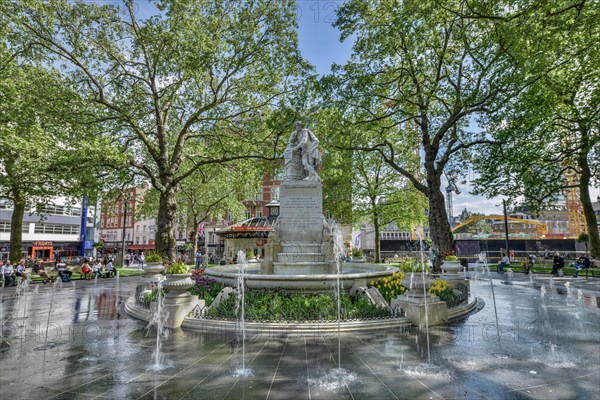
[0,255,119,286]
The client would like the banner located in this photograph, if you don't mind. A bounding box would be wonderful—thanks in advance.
[198,222,205,236]
[354,232,361,248]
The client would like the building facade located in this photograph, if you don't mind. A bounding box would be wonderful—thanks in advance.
[0,196,99,261]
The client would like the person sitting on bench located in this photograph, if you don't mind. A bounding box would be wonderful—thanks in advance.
[104,259,115,277]
[56,263,72,282]
[572,256,591,277]
[497,252,509,274]
[33,260,51,283]
[551,252,565,276]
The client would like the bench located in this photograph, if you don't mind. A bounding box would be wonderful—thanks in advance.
[573,259,596,279]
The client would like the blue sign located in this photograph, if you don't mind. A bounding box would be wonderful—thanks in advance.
[80,196,89,256]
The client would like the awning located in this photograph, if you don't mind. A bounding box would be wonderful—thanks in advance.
[128,244,156,250]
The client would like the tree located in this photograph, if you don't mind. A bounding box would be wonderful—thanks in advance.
[353,149,426,263]
[330,0,524,270]
[470,1,599,258]
[137,160,261,257]
[0,57,118,263]
[9,0,310,262]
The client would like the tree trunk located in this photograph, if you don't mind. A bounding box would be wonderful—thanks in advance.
[427,187,454,273]
[155,187,178,263]
[9,190,25,264]
[578,156,599,258]
[373,209,381,263]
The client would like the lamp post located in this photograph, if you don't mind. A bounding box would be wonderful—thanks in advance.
[120,192,130,268]
[503,199,510,262]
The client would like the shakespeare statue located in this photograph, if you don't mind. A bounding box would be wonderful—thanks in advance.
[283,121,322,181]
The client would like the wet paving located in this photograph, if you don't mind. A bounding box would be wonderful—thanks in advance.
[0,274,599,399]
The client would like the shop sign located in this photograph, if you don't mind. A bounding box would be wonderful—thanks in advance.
[33,241,53,247]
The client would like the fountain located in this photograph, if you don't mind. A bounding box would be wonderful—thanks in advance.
[127,123,478,333]
[205,124,397,293]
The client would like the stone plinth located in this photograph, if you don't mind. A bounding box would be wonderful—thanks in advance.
[271,180,329,274]
[392,295,448,327]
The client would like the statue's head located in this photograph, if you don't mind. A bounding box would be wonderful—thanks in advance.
[294,121,303,130]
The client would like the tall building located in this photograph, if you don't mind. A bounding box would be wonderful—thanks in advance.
[98,186,157,257]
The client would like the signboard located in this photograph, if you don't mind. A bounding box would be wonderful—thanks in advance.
[33,241,53,247]
[80,196,89,257]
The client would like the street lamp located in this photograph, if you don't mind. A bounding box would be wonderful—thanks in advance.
[120,192,131,268]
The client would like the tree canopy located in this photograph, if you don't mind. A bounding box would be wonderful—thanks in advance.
[7,0,311,261]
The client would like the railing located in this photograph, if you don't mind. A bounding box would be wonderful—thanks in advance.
[187,303,404,322]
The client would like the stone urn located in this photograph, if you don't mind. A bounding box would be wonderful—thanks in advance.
[441,260,463,275]
[401,273,434,298]
[162,273,199,329]
[163,273,195,292]
[143,263,164,280]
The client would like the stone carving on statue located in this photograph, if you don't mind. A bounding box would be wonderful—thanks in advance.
[283,121,322,181]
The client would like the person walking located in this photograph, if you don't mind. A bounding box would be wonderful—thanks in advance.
[195,251,203,270]
[138,252,145,269]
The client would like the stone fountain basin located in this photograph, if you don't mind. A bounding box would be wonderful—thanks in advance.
[204,263,397,292]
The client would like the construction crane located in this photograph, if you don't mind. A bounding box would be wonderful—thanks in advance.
[451,215,548,238]
[445,173,460,228]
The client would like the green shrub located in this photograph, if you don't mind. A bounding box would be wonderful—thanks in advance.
[208,291,389,321]
[167,262,189,274]
[444,255,459,261]
[398,258,429,273]
[142,288,168,305]
[352,248,364,257]
[145,252,163,263]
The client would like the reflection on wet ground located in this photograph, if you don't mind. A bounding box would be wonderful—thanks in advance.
[0,275,599,399]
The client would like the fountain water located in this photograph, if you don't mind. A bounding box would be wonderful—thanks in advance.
[507,269,513,285]
[564,281,574,305]
[480,252,502,350]
[34,279,61,351]
[529,270,535,286]
[233,250,252,377]
[548,277,556,299]
[416,228,431,364]
[147,276,172,371]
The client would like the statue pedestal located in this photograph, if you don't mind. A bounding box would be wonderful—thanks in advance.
[271,180,329,275]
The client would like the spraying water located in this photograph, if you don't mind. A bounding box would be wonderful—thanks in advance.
[480,252,502,350]
[147,276,172,371]
[415,228,431,364]
[233,250,252,377]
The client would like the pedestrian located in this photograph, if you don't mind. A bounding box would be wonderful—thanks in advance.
[124,252,131,268]
[195,251,203,270]
[139,252,145,269]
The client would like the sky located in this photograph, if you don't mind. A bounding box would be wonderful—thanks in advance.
[295,1,599,216]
